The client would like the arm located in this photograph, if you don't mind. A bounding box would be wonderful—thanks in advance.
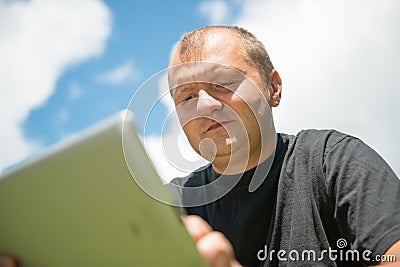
[323,132,400,266]
[182,215,242,267]
[372,240,400,266]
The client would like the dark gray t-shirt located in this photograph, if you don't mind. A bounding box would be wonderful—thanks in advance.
[172,130,400,266]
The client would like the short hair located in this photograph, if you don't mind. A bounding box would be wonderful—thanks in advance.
[173,25,275,87]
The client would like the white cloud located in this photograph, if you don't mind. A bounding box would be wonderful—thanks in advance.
[235,0,400,175]
[68,82,84,100]
[96,60,139,85]
[198,0,229,25]
[144,133,204,183]
[0,0,112,171]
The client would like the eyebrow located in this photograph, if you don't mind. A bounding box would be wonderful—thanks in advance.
[178,69,243,86]
[209,67,245,80]
[169,64,247,100]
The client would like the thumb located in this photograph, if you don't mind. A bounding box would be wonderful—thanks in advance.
[182,215,212,241]
[0,255,18,267]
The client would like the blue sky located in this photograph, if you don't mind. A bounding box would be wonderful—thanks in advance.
[1,0,400,178]
[23,0,242,145]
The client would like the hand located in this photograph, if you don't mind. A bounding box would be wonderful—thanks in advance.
[182,215,242,267]
[0,255,17,267]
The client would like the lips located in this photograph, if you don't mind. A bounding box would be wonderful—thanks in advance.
[207,122,223,132]
[205,120,232,133]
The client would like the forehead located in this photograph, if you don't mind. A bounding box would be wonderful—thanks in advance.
[169,31,251,90]
[172,30,244,65]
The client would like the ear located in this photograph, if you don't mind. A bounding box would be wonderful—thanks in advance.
[269,69,282,107]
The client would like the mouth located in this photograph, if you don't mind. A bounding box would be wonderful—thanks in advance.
[205,120,233,133]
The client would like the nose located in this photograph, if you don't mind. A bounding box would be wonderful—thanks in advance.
[197,89,222,115]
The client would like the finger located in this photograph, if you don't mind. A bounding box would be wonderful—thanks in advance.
[196,231,237,267]
[182,215,212,242]
[0,255,17,267]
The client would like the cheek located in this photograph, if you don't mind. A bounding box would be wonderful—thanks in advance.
[182,121,199,141]
[230,95,256,121]
[229,96,262,138]
[233,96,268,127]
[182,122,202,154]
[234,79,269,116]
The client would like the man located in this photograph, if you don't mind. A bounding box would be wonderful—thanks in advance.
[1,26,399,267]
[168,26,400,266]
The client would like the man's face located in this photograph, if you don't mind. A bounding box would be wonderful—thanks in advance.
[169,31,273,171]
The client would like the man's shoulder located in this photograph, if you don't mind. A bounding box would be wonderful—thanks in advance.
[281,129,355,153]
[294,128,351,142]
[278,129,361,174]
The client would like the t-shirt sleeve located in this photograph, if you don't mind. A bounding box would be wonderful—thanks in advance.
[323,134,400,263]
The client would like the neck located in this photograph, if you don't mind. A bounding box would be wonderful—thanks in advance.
[212,133,277,175]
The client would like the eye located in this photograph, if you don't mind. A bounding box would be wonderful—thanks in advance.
[184,95,194,102]
[181,94,198,104]
[174,86,197,105]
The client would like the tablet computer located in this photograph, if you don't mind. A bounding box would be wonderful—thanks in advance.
[0,110,206,267]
